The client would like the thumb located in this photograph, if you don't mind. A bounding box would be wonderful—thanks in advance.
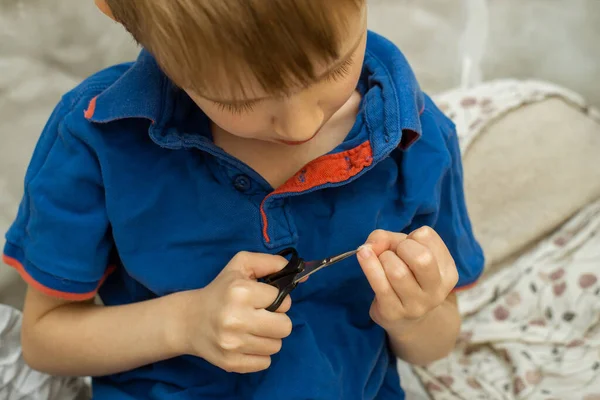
[230,252,289,280]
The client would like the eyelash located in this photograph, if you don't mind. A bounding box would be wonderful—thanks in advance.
[215,101,259,115]
[325,58,355,82]
[214,57,356,114]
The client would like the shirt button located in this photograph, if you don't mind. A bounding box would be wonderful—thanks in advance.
[233,175,252,192]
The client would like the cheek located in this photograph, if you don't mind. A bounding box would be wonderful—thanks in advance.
[319,57,365,114]
[321,75,362,113]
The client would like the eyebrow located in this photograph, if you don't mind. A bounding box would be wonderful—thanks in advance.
[201,31,366,105]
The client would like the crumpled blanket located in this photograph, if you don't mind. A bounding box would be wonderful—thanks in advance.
[415,199,600,400]
[0,304,90,400]
[415,80,600,400]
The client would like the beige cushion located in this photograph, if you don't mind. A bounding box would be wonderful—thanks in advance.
[463,98,600,268]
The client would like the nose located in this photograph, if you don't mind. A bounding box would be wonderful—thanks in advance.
[273,93,324,142]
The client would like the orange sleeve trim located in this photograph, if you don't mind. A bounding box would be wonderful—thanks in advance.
[2,254,116,301]
[84,96,98,120]
[452,280,478,293]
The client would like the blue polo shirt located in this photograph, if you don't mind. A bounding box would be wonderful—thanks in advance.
[3,31,483,399]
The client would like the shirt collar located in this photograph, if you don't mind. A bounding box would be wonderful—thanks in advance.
[85,49,166,125]
[361,31,424,154]
[85,31,424,152]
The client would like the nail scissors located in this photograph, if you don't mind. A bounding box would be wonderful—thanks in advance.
[263,247,359,312]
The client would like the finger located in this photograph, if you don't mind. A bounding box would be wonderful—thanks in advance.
[254,287,292,313]
[238,335,283,356]
[395,239,442,292]
[222,353,272,374]
[237,279,292,312]
[231,251,289,280]
[379,250,421,308]
[365,230,408,257]
[249,309,293,339]
[228,280,284,310]
[274,294,292,313]
[247,282,293,312]
[408,227,455,278]
[357,246,404,313]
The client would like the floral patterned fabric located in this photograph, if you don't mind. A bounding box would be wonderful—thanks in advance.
[415,80,600,400]
[415,200,600,400]
[433,79,600,155]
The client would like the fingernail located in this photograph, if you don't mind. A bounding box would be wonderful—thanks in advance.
[358,245,373,260]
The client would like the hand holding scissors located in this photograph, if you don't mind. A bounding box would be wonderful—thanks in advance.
[263,248,359,312]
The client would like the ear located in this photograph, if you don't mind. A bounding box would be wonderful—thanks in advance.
[94,0,116,20]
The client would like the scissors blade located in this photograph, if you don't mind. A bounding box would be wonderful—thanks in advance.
[293,249,359,284]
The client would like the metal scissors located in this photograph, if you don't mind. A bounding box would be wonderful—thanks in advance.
[263,247,359,312]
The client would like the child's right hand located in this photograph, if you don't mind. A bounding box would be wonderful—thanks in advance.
[172,252,293,374]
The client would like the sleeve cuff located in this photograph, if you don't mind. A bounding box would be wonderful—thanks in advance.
[3,242,115,301]
[453,280,479,292]
[452,267,484,292]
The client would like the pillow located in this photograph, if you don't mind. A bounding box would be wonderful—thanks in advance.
[462,97,600,269]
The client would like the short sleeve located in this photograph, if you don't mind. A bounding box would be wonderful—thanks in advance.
[432,120,485,290]
[3,99,114,300]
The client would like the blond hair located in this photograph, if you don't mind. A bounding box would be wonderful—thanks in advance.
[106,0,364,98]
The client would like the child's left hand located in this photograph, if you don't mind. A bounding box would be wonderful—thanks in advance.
[357,227,459,335]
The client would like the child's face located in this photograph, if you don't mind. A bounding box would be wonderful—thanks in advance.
[96,0,367,146]
[188,12,368,146]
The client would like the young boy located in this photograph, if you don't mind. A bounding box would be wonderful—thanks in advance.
[3,0,484,399]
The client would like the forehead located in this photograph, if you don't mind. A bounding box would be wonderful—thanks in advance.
[193,5,368,103]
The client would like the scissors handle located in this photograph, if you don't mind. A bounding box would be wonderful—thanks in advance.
[263,248,303,312]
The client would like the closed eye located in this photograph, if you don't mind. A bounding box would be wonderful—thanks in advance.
[324,58,355,82]
[213,99,261,115]
[213,56,356,114]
